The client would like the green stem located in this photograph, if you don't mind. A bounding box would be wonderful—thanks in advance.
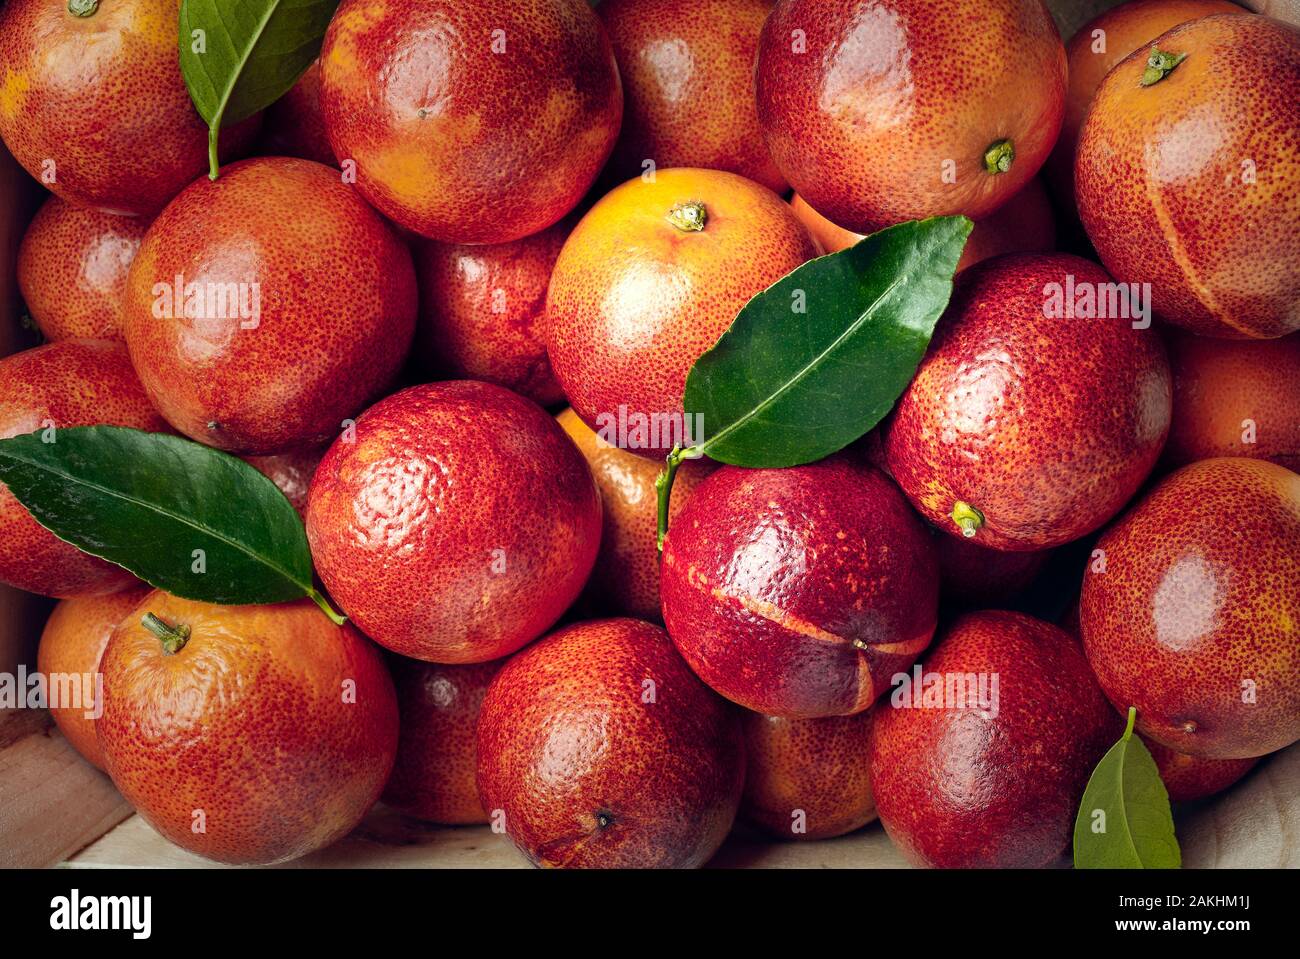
[951,501,985,539]
[307,587,346,626]
[666,201,707,233]
[1122,706,1137,741]
[1141,45,1188,87]
[207,124,221,181]
[655,445,690,552]
[983,139,1015,175]
[68,0,99,16]
[141,612,191,655]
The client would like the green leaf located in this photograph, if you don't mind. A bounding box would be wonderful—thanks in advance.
[681,215,972,468]
[179,0,340,177]
[1073,708,1182,869]
[0,426,341,623]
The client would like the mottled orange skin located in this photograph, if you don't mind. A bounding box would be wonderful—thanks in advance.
[600,0,786,193]
[1165,331,1300,471]
[558,408,714,621]
[306,381,602,664]
[756,0,1066,230]
[1144,737,1258,802]
[1044,0,1242,217]
[661,458,939,719]
[883,254,1173,550]
[98,593,398,865]
[935,534,1050,607]
[791,177,1058,272]
[319,0,622,243]
[0,0,259,216]
[476,618,745,868]
[1081,458,1300,759]
[240,447,325,519]
[869,611,1122,868]
[382,658,503,824]
[1076,14,1300,338]
[36,586,151,771]
[0,340,167,597]
[741,710,876,840]
[258,61,336,166]
[121,157,416,454]
[17,196,148,342]
[414,220,568,407]
[546,168,820,459]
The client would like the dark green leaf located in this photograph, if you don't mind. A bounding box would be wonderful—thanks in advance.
[1073,708,1182,869]
[0,426,340,621]
[179,0,339,175]
[681,216,972,468]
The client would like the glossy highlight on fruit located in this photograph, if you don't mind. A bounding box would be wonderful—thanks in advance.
[306,381,602,664]
[0,0,259,215]
[600,0,786,193]
[97,593,399,865]
[319,0,622,243]
[18,196,148,342]
[1076,13,1300,338]
[661,457,939,718]
[756,0,1067,230]
[869,610,1122,868]
[546,168,819,459]
[121,157,416,454]
[476,618,745,868]
[1044,0,1241,216]
[0,339,168,598]
[884,253,1172,550]
[1080,458,1300,759]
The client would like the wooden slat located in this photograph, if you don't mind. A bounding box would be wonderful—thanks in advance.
[0,726,131,868]
[68,805,912,869]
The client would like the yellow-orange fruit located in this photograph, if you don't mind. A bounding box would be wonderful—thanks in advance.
[546,168,819,459]
[36,586,152,771]
[1044,0,1242,216]
[790,177,1057,272]
[557,408,714,620]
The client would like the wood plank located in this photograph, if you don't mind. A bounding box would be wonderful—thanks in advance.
[0,727,131,868]
[69,805,911,869]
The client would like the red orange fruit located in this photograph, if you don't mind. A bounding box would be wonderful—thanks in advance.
[476,618,745,868]
[306,381,602,664]
[1080,458,1300,759]
[17,196,147,342]
[756,0,1067,229]
[600,0,786,193]
[0,0,259,215]
[319,0,622,243]
[0,339,167,597]
[98,593,399,865]
[1076,13,1300,338]
[121,157,416,454]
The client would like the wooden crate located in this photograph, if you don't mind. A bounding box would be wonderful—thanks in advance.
[2,0,1298,870]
